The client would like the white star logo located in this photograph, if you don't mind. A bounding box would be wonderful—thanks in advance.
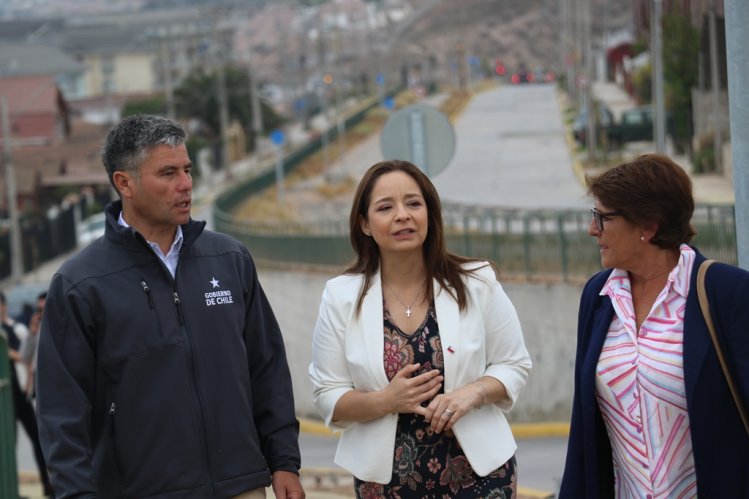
[210,277,219,288]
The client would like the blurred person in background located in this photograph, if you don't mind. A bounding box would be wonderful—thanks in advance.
[20,291,46,397]
[560,154,749,498]
[37,114,304,499]
[0,290,53,497]
[309,160,531,498]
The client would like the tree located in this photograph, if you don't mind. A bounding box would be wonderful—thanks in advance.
[121,95,167,117]
[662,8,700,154]
[174,65,283,150]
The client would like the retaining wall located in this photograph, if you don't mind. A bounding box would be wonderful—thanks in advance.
[256,265,583,424]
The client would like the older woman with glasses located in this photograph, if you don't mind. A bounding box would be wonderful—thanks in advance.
[559,154,749,498]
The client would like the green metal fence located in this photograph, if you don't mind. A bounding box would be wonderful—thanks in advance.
[0,331,18,498]
[215,197,737,282]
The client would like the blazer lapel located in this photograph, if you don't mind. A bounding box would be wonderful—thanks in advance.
[683,252,710,405]
[434,280,460,392]
[582,296,614,402]
[360,271,390,388]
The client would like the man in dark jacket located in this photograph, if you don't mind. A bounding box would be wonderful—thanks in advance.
[36,114,305,499]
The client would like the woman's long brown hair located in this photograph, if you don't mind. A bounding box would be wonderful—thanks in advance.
[346,160,491,316]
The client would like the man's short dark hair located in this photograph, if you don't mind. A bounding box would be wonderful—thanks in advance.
[102,114,187,192]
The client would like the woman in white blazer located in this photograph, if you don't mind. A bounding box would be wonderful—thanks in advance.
[309,160,532,498]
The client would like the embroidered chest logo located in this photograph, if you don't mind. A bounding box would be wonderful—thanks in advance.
[204,277,234,306]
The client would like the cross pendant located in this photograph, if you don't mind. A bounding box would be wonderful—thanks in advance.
[405,307,412,318]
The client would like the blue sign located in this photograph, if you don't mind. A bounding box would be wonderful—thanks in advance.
[270,129,285,146]
[375,73,385,86]
[468,55,480,67]
[384,97,395,110]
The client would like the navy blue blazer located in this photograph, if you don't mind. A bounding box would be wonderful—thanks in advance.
[559,249,749,498]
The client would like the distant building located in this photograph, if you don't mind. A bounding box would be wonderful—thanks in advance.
[0,42,86,101]
[0,44,107,213]
[0,74,69,146]
[0,8,236,123]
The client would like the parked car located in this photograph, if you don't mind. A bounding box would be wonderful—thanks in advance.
[77,212,106,247]
[606,105,654,145]
[531,67,556,83]
[510,65,530,84]
[572,104,614,146]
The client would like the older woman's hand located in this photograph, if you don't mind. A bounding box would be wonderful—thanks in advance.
[424,382,484,433]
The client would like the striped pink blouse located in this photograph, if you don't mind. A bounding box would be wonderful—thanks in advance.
[596,244,698,498]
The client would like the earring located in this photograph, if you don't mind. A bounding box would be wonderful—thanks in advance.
[640,236,645,241]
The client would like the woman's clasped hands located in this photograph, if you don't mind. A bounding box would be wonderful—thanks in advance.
[424,382,484,434]
[382,363,485,434]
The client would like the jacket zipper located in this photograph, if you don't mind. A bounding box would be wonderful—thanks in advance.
[137,237,216,494]
[173,291,185,325]
[109,402,116,435]
[108,400,126,484]
[141,280,154,309]
[173,290,214,494]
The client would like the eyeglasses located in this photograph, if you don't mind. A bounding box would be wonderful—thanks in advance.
[590,207,623,232]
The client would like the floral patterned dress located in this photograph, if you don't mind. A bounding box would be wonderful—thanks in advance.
[354,302,517,499]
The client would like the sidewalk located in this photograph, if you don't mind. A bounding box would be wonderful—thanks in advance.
[590,81,734,205]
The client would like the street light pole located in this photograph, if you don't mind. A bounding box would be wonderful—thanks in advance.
[708,1,722,172]
[158,30,176,120]
[1,97,24,282]
[583,0,596,161]
[651,0,666,153]
[247,57,264,149]
[724,0,749,269]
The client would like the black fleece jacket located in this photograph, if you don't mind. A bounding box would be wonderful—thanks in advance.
[37,201,300,499]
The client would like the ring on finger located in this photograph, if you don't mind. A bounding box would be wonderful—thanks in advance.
[442,409,454,418]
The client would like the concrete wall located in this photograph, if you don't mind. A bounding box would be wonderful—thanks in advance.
[257,266,584,424]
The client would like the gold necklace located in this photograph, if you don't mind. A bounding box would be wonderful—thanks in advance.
[383,281,425,318]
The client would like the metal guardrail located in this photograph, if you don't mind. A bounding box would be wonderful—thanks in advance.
[216,192,736,282]
[0,331,18,498]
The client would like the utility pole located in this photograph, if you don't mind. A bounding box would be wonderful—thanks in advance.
[1,98,24,282]
[583,0,596,161]
[212,11,231,173]
[216,59,231,171]
[651,0,666,153]
[559,0,569,93]
[708,1,722,172]
[159,29,176,120]
[248,57,264,149]
[724,0,749,269]
[335,78,346,171]
[573,0,584,109]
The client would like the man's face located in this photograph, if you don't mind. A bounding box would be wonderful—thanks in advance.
[116,144,193,236]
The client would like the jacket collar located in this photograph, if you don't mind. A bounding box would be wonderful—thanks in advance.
[104,200,206,250]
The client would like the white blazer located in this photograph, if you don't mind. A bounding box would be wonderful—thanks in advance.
[308,263,532,483]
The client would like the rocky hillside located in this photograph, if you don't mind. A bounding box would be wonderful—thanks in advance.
[399,0,632,74]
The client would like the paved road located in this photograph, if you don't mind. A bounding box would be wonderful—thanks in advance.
[434,83,587,210]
